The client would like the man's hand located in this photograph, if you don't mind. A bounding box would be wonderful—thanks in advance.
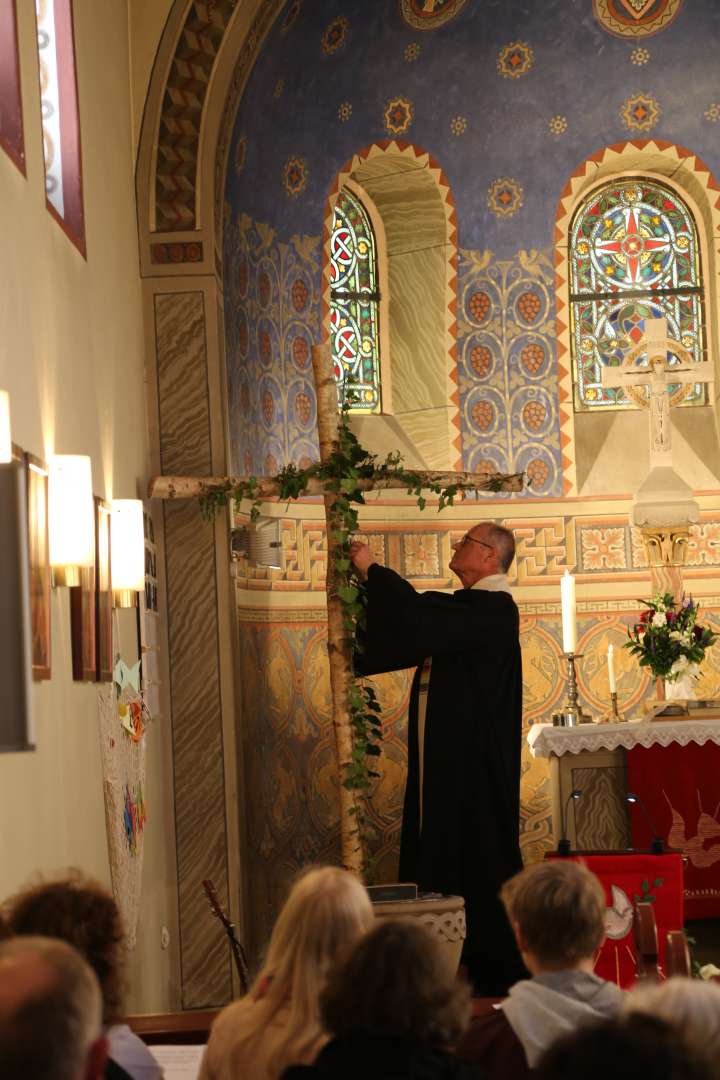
[349,541,376,580]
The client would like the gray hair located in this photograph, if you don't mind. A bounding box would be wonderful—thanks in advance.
[485,523,516,573]
[0,936,103,1080]
[623,977,720,1079]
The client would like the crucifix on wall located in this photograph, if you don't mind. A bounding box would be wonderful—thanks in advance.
[601,317,714,469]
[602,317,715,572]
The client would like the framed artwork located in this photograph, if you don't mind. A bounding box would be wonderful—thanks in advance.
[70,504,97,682]
[0,459,34,751]
[96,498,113,682]
[25,453,51,680]
[144,510,158,614]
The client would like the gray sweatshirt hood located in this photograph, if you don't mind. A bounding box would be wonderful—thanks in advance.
[501,970,624,1068]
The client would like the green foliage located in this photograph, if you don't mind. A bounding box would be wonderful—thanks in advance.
[633,877,664,905]
[625,592,717,681]
[198,395,509,867]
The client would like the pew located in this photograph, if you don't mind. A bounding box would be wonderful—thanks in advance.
[126,1009,219,1045]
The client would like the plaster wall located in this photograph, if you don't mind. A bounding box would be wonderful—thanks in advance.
[0,0,179,1013]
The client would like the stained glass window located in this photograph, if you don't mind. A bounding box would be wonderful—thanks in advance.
[329,189,381,412]
[570,179,705,410]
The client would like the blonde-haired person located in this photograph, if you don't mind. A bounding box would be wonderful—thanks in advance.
[624,976,720,1079]
[456,859,623,1078]
[199,866,374,1080]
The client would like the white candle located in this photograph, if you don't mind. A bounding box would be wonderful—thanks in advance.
[560,570,577,653]
[608,644,617,693]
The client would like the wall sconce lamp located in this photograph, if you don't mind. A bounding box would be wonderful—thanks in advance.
[0,390,11,463]
[48,455,95,587]
[111,499,145,608]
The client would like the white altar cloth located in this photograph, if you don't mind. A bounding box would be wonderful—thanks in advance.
[527,718,720,758]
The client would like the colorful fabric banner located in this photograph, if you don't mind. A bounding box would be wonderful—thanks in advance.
[549,853,684,988]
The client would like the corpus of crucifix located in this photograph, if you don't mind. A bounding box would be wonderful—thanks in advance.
[6,0,720,1016]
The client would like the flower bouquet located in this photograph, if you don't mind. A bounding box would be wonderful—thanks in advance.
[625,592,717,699]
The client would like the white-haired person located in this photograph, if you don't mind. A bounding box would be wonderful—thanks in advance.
[199,865,374,1080]
[623,976,720,1080]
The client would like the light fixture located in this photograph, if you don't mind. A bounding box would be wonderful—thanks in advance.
[48,455,94,587]
[0,390,11,463]
[111,499,145,607]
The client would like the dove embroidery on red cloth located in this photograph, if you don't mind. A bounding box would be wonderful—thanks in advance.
[664,790,720,869]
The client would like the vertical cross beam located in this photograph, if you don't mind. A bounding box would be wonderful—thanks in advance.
[311,344,363,874]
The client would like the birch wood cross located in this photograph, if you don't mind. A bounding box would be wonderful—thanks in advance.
[150,344,523,873]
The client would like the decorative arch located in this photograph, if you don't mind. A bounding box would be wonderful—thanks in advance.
[554,140,720,495]
[134,0,284,1011]
[323,141,461,470]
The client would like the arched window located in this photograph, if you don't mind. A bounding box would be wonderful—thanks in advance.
[329,188,381,412]
[570,179,705,410]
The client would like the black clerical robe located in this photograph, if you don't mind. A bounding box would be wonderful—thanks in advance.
[356,564,526,994]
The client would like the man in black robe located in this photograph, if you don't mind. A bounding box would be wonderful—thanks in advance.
[350,523,527,994]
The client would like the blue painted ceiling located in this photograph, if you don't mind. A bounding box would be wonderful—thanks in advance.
[225,0,720,255]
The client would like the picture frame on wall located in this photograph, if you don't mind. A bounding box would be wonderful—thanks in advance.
[0,457,34,751]
[70,510,97,683]
[96,498,113,682]
[25,453,51,681]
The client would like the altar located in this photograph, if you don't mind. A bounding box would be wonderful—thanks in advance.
[528,718,720,919]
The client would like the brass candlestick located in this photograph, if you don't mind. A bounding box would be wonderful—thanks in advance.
[552,652,592,727]
[598,690,624,724]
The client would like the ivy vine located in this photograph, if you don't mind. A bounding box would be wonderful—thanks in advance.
[199,399,513,860]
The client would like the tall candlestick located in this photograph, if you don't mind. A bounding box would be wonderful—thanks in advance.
[560,570,577,654]
[607,644,617,693]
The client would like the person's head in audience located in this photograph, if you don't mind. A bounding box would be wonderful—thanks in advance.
[231,865,374,1075]
[320,919,472,1047]
[624,977,720,1079]
[536,1013,713,1080]
[4,870,126,1024]
[500,859,606,974]
[0,935,108,1080]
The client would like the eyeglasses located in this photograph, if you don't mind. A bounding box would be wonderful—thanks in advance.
[456,534,494,551]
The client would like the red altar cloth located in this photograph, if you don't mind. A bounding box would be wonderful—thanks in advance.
[548,853,684,988]
[627,742,720,920]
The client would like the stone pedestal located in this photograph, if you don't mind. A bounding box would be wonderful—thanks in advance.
[372,894,466,973]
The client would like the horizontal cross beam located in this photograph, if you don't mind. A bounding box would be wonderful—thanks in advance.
[148,470,525,500]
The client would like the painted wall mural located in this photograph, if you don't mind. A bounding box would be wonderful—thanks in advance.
[218,0,720,950]
[238,592,720,933]
[223,0,720,490]
[224,216,322,475]
[225,211,563,493]
[235,501,720,942]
